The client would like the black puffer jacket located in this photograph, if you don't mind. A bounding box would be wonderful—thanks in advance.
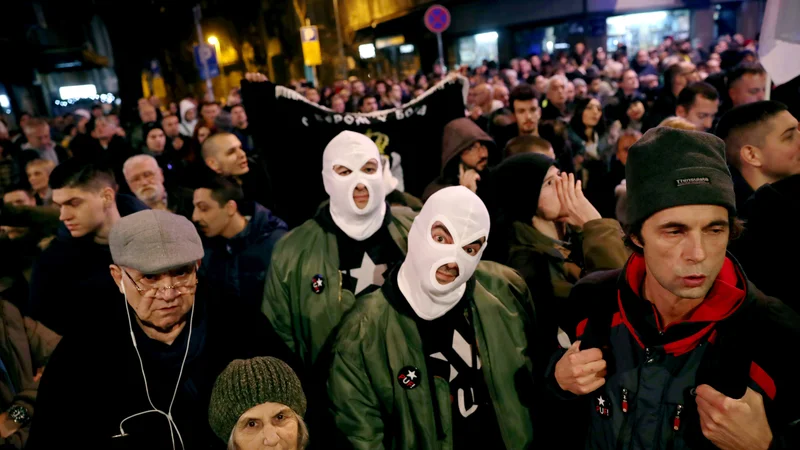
[731,174,800,312]
[549,253,800,450]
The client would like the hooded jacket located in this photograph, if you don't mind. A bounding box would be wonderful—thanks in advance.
[29,194,148,336]
[261,205,414,370]
[550,253,800,450]
[422,118,495,202]
[327,262,539,450]
[200,202,288,310]
[730,174,800,311]
[179,99,198,137]
[27,284,298,450]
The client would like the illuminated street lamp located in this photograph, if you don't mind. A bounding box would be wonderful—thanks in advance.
[206,35,227,95]
[207,35,221,58]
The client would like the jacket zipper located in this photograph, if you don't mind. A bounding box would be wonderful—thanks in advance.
[621,388,629,413]
[615,386,631,450]
[471,305,513,449]
[337,270,342,302]
[673,404,682,431]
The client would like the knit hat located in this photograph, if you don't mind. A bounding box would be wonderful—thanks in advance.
[142,122,165,143]
[493,152,557,223]
[208,357,306,441]
[625,127,735,226]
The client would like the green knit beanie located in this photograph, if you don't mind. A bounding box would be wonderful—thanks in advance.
[208,357,306,441]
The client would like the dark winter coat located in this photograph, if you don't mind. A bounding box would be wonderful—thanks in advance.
[200,202,288,310]
[549,253,800,449]
[730,174,800,311]
[27,285,298,450]
[29,194,148,336]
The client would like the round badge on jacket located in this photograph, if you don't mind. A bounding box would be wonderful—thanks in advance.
[595,394,611,418]
[311,274,325,294]
[397,366,420,390]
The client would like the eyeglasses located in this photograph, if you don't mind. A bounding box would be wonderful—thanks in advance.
[122,268,199,298]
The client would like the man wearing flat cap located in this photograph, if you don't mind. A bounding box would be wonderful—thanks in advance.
[28,210,297,450]
[548,127,800,450]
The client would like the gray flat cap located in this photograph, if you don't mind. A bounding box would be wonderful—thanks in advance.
[110,210,204,274]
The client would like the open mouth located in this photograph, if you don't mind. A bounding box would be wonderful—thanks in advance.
[682,275,707,288]
[436,267,459,283]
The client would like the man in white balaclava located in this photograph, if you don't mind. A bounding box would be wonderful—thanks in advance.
[328,186,540,450]
[262,130,415,373]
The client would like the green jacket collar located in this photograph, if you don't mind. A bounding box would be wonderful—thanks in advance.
[511,220,567,260]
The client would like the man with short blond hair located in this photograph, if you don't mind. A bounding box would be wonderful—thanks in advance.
[25,159,56,206]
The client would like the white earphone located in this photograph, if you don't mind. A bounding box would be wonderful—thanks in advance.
[114,272,195,450]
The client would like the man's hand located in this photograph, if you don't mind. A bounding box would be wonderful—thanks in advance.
[555,172,601,228]
[459,163,481,193]
[0,413,20,438]
[696,385,772,450]
[468,105,483,121]
[554,340,606,395]
[245,72,269,83]
[114,127,126,138]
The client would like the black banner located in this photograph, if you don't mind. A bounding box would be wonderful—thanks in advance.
[242,75,468,227]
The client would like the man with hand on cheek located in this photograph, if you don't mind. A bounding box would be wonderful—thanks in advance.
[328,186,539,449]
[423,118,495,202]
[550,127,800,450]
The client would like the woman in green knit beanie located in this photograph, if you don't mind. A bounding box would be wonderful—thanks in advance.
[208,356,308,450]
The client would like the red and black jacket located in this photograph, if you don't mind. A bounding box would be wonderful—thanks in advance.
[553,253,800,450]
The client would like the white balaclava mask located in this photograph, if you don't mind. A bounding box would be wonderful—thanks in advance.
[398,186,490,320]
[322,131,387,241]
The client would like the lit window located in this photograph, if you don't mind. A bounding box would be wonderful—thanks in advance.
[399,44,415,54]
[59,84,98,100]
[475,32,498,43]
[359,44,376,59]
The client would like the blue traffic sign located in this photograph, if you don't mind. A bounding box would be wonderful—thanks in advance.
[194,43,220,80]
[424,5,451,34]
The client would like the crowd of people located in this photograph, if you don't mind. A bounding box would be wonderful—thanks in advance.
[0,29,798,450]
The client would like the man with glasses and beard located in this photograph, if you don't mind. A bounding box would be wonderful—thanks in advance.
[123,154,193,219]
[28,210,296,449]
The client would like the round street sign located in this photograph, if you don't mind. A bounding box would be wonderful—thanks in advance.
[424,4,451,34]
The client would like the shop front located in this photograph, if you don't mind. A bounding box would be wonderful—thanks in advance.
[605,9,690,53]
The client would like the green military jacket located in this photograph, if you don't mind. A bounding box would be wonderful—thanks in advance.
[327,261,538,450]
[262,206,415,369]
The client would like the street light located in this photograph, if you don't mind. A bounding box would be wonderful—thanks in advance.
[208,35,221,61]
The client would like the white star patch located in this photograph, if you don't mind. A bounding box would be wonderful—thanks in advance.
[348,253,387,295]
[407,370,417,380]
[597,396,606,406]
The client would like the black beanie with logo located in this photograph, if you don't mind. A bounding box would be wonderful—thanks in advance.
[626,127,736,226]
[493,152,557,223]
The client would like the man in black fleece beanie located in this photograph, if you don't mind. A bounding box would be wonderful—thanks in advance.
[551,126,800,450]
[625,127,736,227]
